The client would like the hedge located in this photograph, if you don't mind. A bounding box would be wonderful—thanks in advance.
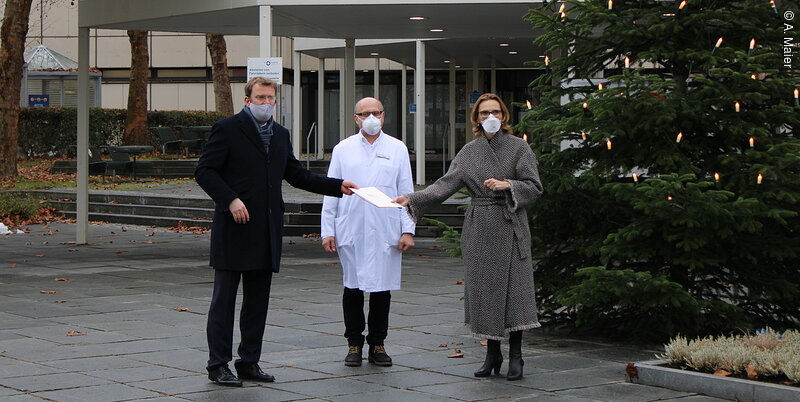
[18,107,226,157]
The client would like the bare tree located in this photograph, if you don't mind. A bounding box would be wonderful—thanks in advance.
[0,0,34,177]
[123,30,149,145]
[206,33,233,115]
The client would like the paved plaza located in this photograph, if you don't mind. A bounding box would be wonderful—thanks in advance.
[0,221,728,401]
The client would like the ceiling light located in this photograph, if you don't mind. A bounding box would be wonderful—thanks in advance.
[409,16,426,20]
[455,65,461,68]
[443,60,451,63]
[508,51,518,55]
[430,28,445,32]
[370,52,379,56]
[499,43,510,47]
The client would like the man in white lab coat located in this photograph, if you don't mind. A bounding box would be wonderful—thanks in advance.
[321,97,416,367]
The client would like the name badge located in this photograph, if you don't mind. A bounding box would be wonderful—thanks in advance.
[376,153,391,160]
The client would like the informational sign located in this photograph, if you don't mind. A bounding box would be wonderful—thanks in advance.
[247,57,283,84]
[469,90,481,105]
[28,95,49,107]
[409,103,417,114]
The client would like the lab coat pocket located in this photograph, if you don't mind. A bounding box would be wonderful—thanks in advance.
[334,215,354,246]
[375,158,399,187]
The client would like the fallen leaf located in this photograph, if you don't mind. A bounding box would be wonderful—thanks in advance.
[54,300,67,303]
[110,231,116,235]
[448,349,464,358]
[59,241,76,245]
[67,248,78,252]
[108,200,119,204]
[713,369,732,377]
[9,263,16,268]
[145,232,155,237]
[175,307,189,312]
[626,363,639,379]
[115,251,124,254]
[121,227,127,232]
[143,240,154,244]
[40,290,57,294]
[438,344,448,348]
[324,263,337,267]
[44,230,53,236]
[480,340,488,346]
[746,364,758,380]
[54,278,69,281]
[453,342,463,345]
[35,254,44,257]
[455,280,464,285]
[66,330,86,336]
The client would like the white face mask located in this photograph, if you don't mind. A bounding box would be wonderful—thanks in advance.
[249,102,274,123]
[360,114,382,135]
[481,114,502,135]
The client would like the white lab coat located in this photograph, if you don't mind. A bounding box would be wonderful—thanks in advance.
[321,132,416,292]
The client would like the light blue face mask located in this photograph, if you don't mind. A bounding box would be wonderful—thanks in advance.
[249,102,274,123]
[481,114,502,135]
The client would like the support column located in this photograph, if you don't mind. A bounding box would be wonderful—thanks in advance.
[292,49,301,158]
[339,61,346,140]
[343,39,355,141]
[259,6,272,59]
[448,60,456,160]
[373,58,380,99]
[317,58,325,158]
[414,40,426,185]
[401,64,407,144]
[490,58,497,94]
[76,27,89,244]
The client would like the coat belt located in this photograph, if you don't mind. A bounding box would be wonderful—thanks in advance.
[470,198,529,259]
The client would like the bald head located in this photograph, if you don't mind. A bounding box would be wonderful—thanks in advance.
[355,97,384,113]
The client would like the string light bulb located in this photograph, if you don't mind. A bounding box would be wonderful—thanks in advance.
[735,101,741,112]
[715,37,724,48]
[676,132,683,143]
[608,0,613,10]
[751,74,757,80]
[606,138,612,150]
[598,83,604,90]
[526,100,532,109]
[667,195,673,201]
[749,38,756,50]
[583,102,589,110]
[544,56,550,66]
[523,134,528,142]
[624,56,630,68]
[794,89,799,106]
[632,173,639,183]
[581,131,588,140]
[714,172,720,182]
[749,137,755,148]
[678,0,687,10]
[757,173,763,184]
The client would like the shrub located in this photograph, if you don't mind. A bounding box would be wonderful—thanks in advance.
[0,192,40,220]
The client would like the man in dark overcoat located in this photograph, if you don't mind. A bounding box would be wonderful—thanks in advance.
[195,76,356,387]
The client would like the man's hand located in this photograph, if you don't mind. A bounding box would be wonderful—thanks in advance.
[322,236,337,253]
[228,198,250,224]
[392,195,409,206]
[341,180,359,195]
[398,233,415,252]
[484,178,511,191]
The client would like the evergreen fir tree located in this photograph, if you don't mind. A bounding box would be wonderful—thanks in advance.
[523,0,799,341]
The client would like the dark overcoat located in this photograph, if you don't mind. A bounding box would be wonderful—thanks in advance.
[195,110,343,272]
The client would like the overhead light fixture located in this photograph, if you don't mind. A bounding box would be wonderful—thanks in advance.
[430,28,445,32]
[508,51,518,55]
[444,60,451,63]
[362,69,369,72]
[370,52,380,56]
[409,16,426,20]
[499,43,510,47]
[455,65,461,68]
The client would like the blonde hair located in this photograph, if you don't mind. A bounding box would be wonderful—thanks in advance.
[470,93,512,136]
[244,77,277,97]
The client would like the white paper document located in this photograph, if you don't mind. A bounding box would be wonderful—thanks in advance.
[351,187,403,208]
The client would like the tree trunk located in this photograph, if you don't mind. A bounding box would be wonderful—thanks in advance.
[0,0,34,177]
[206,33,233,116]
[124,30,149,145]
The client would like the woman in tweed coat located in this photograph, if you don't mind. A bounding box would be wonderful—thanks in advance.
[395,93,543,380]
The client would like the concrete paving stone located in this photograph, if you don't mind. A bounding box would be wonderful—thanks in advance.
[391,350,484,370]
[11,324,141,345]
[264,325,326,341]
[129,374,221,395]
[124,349,209,372]
[390,302,460,316]
[0,372,111,392]
[0,300,96,319]
[0,330,26,342]
[400,324,472,337]
[293,321,345,335]
[266,312,338,328]
[413,380,538,401]
[179,384,309,401]
[660,395,731,401]
[265,377,391,398]
[0,359,64,378]
[0,385,23,397]
[571,346,661,363]
[0,337,61,357]
[507,370,621,392]
[425,361,496,379]
[525,354,614,372]
[259,366,334,383]
[34,383,163,402]
[354,369,467,388]
[386,328,470,351]
[328,388,456,402]
[0,395,47,401]
[567,363,629,381]
[41,356,148,371]
[260,345,352,366]
[267,334,345,349]
[511,393,601,401]
[301,359,411,376]
[87,365,195,382]
[557,382,695,401]
[389,311,463,328]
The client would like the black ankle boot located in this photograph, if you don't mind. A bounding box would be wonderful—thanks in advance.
[474,339,503,377]
[507,331,524,381]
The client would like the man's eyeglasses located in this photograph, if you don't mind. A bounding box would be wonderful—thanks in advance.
[252,95,277,102]
[479,109,502,117]
[355,110,384,118]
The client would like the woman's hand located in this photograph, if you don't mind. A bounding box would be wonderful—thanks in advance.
[484,178,510,191]
[392,195,410,206]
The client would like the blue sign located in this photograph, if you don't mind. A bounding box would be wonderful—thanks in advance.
[469,90,481,104]
[29,95,49,107]
[409,103,417,114]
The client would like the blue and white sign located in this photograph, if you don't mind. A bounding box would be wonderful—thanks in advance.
[469,90,481,105]
[247,57,283,84]
[28,95,49,107]
[409,103,417,114]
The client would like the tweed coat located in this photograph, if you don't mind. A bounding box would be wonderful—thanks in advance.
[405,132,543,339]
[195,109,344,272]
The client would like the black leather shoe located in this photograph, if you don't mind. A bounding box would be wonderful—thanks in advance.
[345,345,363,367]
[235,362,275,383]
[368,345,393,366]
[208,365,243,387]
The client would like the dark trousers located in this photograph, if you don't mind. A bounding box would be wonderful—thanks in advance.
[343,287,391,347]
[206,269,273,370]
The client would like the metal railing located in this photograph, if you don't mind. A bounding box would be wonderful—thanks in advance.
[305,122,317,169]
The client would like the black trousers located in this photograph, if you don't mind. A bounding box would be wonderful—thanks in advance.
[343,287,391,347]
[206,269,273,370]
